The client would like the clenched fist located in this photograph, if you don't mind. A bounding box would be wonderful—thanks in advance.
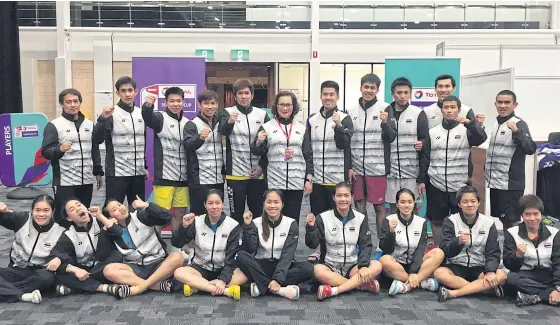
[516,243,527,257]
[88,206,102,218]
[228,112,239,124]
[60,141,72,152]
[459,231,471,245]
[414,140,423,151]
[379,111,388,123]
[0,202,14,213]
[200,128,211,140]
[102,106,114,119]
[476,114,485,125]
[243,211,253,225]
[332,111,342,127]
[182,213,195,228]
[506,120,518,133]
[389,219,398,233]
[306,213,315,227]
[455,116,471,124]
[257,130,267,143]
[144,94,157,106]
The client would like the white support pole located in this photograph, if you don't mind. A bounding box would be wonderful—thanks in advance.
[309,0,320,115]
[55,1,72,103]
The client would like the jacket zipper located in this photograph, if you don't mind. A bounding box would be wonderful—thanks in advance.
[285,124,289,189]
[271,226,275,259]
[362,109,367,175]
[245,114,253,169]
[342,224,347,267]
[75,123,84,185]
[27,233,41,262]
[322,119,327,183]
[487,128,500,187]
[130,112,138,174]
[177,119,182,181]
[86,232,97,255]
[466,227,473,267]
[535,245,541,267]
[396,117,401,179]
[210,232,217,271]
[405,222,411,264]
[445,129,450,192]
[211,127,218,184]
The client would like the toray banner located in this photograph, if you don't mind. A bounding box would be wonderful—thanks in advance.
[0,113,52,187]
[383,57,461,224]
[132,57,206,204]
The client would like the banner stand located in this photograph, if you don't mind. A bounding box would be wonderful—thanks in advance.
[6,186,47,200]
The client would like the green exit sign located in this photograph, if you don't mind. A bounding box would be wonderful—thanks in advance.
[195,49,214,60]
[230,49,250,61]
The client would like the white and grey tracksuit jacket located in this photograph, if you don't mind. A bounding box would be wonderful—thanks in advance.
[250,116,313,190]
[219,105,269,178]
[504,222,560,281]
[241,215,299,284]
[305,209,373,274]
[378,213,427,274]
[307,107,353,185]
[440,212,501,272]
[485,113,536,191]
[142,105,188,187]
[345,98,396,177]
[184,114,224,186]
[388,103,429,181]
[418,119,487,192]
[0,211,64,268]
[93,101,147,177]
[424,102,476,130]
[171,214,240,283]
[106,203,171,266]
[41,112,103,186]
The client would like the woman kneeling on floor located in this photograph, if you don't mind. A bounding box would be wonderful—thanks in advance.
[503,194,560,307]
[47,200,123,297]
[434,186,507,302]
[378,188,445,295]
[306,182,383,301]
[235,189,314,300]
[172,190,244,300]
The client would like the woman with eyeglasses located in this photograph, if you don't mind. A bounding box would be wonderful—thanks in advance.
[251,91,312,223]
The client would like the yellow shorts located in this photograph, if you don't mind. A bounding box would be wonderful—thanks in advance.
[153,186,190,209]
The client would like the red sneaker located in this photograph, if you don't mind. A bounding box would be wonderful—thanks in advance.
[317,285,333,301]
[359,279,380,294]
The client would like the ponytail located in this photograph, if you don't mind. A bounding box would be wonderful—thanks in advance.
[262,212,271,241]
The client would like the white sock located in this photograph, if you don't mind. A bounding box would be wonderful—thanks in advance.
[21,290,42,304]
[331,286,339,296]
[278,286,299,300]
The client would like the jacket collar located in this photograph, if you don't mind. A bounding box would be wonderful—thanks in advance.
[236,104,253,115]
[320,106,338,119]
[437,100,443,109]
[497,112,515,125]
[275,116,293,125]
[390,101,409,112]
[459,211,479,227]
[31,216,55,233]
[334,208,355,222]
[165,108,183,121]
[397,212,414,226]
[72,218,94,232]
[517,221,551,244]
[197,112,219,129]
[62,111,84,123]
[117,100,134,113]
[442,118,460,130]
[359,97,377,111]
[264,214,284,228]
[204,213,226,228]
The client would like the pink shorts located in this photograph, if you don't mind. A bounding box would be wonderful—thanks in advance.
[352,175,387,204]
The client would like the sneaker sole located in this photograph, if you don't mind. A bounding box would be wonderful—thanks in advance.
[388,280,400,296]
[250,283,260,297]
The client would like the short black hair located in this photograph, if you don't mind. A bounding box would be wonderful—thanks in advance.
[442,95,462,109]
[103,198,120,217]
[206,189,224,202]
[164,87,184,100]
[58,88,82,105]
[456,186,480,202]
[271,91,300,119]
[233,79,254,95]
[334,181,352,194]
[435,74,456,88]
[496,90,517,103]
[361,74,381,88]
[198,89,219,103]
[390,77,412,93]
[32,194,55,211]
[61,197,80,220]
[115,76,137,91]
[518,194,544,215]
[321,80,339,94]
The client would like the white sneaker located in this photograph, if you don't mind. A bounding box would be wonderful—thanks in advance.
[420,278,439,292]
[250,283,261,297]
[388,280,407,296]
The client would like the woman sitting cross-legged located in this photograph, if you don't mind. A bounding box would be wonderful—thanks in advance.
[172,190,244,300]
[503,194,560,307]
[378,188,445,296]
[47,200,123,297]
[102,196,185,299]
[434,186,507,302]
[235,189,314,300]
[305,182,383,301]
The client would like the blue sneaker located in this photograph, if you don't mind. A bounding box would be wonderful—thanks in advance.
[420,278,439,292]
[388,279,407,296]
[373,249,383,261]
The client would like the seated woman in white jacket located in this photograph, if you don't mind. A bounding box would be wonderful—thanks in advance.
[378,188,445,295]
[172,190,244,300]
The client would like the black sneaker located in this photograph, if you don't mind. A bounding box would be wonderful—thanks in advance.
[438,287,450,302]
[516,291,539,307]
[495,285,505,298]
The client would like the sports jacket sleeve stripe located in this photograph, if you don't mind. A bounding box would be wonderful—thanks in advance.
[409,221,428,274]
[357,214,374,268]
[440,217,464,259]
[272,221,298,284]
[484,223,501,273]
[218,224,242,283]
[378,218,396,255]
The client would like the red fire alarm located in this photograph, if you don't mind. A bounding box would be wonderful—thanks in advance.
[312,51,318,59]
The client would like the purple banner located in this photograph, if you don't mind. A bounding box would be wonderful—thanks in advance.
[0,114,15,185]
[132,57,206,201]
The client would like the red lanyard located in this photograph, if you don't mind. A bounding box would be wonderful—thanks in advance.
[275,118,293,144]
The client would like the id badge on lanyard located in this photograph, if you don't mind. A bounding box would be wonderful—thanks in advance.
[276,119,294,162]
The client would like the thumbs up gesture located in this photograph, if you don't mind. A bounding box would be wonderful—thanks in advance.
[131,195,149,210]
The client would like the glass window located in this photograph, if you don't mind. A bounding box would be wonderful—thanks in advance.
[319,64,345,113]
[465,4,496,29]
[526,4,551,29]
[435,4,465,29]
[130,1,162,28]
[278,63,309,121]
[344,64,373,110]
